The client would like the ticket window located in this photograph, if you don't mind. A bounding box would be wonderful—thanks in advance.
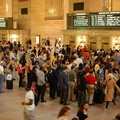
[69,36,75,48]
[90,42,96,50]
[102,43,109,50]
[70,41,75,48]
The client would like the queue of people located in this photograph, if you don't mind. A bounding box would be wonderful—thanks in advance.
[0,39,120,120]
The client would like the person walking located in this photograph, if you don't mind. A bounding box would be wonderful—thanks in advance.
[59,66,69,105]
[21,85,35,120]
[102,73,120,111]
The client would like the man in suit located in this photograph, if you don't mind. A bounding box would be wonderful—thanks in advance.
[58,66,69,105]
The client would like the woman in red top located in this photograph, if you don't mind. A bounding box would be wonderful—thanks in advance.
[25,60,32,85]
[17,61,23,87]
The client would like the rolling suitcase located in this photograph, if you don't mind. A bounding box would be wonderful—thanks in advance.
[6,80,13,89]
[93,87,104,103]
[6,74,13,89]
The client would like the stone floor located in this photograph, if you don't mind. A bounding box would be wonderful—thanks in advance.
[0,71,120,120]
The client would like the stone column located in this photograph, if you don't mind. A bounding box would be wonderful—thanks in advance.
[63,0,69,30]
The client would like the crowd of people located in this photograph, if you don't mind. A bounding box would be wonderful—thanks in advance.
[0,39,120,120]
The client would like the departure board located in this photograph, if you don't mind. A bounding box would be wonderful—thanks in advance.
[91,15,107,26]
[107,15,120,26]
[91,14,120,27]
[67,11,120,30]
[74,15,89,27]
[0,22,6,27]
[0,18,6,27]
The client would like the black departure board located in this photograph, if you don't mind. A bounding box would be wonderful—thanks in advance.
[107,14,120,26]
[91,15,107,26]
[74,15,89,27]
[91,12,120,27]
[67,11,120,30]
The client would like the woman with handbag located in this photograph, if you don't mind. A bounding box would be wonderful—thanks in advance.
[57,106,70,120]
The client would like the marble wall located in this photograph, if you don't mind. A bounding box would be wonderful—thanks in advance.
[0,0,12,17]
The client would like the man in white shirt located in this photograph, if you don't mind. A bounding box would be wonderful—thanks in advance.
[76,55,83,67]
[0,61,4,93]
[22,85,35,120]
[10,51,16,60]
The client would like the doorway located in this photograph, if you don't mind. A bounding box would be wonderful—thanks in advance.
[102,43,109,50]
[69,36,75,48]
[90,42,96,50]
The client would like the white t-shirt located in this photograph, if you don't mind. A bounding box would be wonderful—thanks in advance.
[10,53,15,60]
[24,90,35,111]
[76,58,83,67]
[0,65,4,75]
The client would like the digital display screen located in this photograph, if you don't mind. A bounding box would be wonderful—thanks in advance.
[74,15,89,27]
[91,14,120,27]
[0,22,6,27]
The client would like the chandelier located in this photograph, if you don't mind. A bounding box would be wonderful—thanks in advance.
[48,0,56,14]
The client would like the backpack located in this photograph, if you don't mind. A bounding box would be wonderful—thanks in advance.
[47,69,54,83]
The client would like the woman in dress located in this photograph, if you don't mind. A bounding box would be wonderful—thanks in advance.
[77,101,90,120]
[57,106,70,120]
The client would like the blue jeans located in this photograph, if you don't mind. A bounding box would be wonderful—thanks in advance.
[0,76,4,92]
[78,90,86,107]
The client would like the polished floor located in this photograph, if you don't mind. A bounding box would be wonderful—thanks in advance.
[0,72,120,120]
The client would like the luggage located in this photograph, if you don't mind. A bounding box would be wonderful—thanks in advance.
[93,87,104,103]
[22,80,27,87]
[6,80,13,89]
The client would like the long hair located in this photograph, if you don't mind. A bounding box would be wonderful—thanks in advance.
[78,101,88,112]
[57,106,70,118]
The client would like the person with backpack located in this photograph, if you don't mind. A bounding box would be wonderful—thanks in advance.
[77,70,87,107]
[48,64,58,99]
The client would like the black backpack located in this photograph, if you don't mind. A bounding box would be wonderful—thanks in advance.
[47,69,54,83]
